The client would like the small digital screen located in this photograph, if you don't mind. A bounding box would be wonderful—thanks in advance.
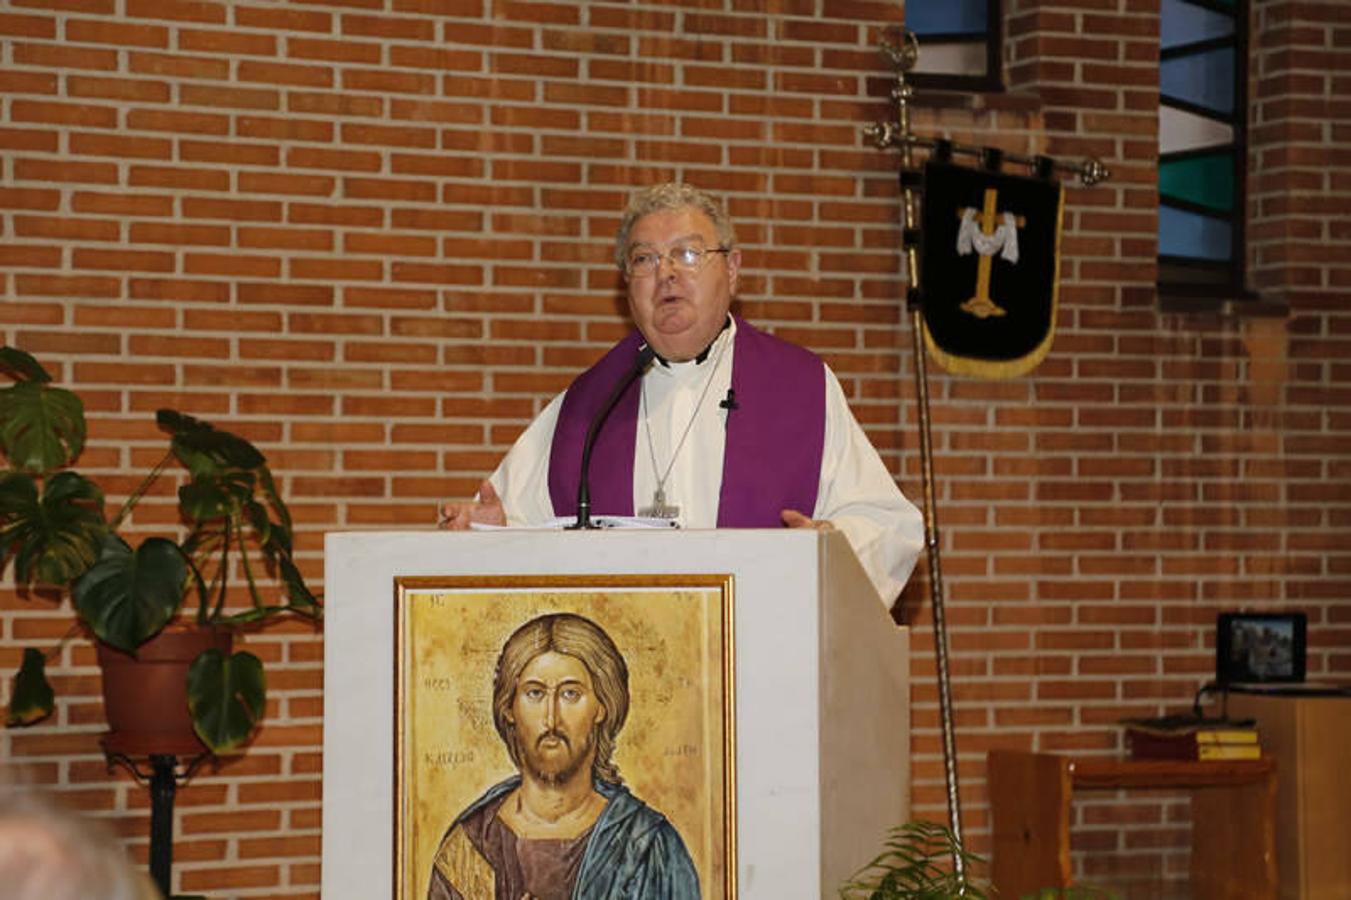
[1217,612,1306,684]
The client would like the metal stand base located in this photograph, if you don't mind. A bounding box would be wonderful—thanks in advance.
[104,750,209,898]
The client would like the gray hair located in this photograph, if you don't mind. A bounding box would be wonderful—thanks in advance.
[614,182,738,270]
[0,777,155,900]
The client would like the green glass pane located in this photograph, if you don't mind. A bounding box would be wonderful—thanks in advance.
[1159,153,1234,212]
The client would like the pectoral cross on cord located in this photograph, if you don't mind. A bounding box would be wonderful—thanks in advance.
[636,341,728,520]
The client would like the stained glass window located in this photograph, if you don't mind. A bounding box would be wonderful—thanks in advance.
[906,0,1001,92]
[1158,0,1249,297]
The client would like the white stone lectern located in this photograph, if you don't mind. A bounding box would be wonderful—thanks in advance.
[322,528,909,898]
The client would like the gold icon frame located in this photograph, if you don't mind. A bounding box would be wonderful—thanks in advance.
[393,574,737,899]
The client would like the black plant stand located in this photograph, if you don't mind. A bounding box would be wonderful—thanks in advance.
[103,735,210,899]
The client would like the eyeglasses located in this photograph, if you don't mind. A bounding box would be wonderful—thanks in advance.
[624,242,730,278]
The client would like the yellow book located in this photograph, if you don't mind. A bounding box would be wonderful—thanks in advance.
[1195,728,1259,745]
[1198,743,1262,760]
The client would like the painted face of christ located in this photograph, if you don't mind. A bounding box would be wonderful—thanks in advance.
[506,650,607,786]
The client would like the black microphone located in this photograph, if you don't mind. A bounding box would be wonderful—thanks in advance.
[719,388,738,412]
[570,344,657,529]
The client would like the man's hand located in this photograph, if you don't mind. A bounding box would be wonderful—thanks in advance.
[780,508,834,531]
[438,480,507,530]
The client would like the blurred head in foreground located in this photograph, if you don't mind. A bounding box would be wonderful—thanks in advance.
[0,775,156,900]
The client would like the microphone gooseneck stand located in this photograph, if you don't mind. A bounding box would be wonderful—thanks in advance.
[570,344,656,529]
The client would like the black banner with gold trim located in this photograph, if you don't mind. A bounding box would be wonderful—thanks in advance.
[919,161,1064,378]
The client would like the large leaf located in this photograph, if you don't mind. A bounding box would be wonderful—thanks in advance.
[6,647,55,726]
[0,471,106,586]
[178,469,255,524]
[158,409,265,477]
[72,535,187,652]
[258,466,292,534]
[0,473,39,582]
[0,376,86,473]
[244,499,274,548]
[0,346,53,383]
[278,555,322,617]
[187,648,265,753]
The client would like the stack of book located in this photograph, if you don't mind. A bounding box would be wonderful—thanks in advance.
[1122,714,1261,761]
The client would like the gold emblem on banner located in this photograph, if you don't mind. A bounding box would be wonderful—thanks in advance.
[957,187,1027,320]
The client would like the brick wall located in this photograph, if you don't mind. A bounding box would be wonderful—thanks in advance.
[1,1,1347,897]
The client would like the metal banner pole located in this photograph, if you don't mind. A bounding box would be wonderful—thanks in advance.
[865,31,968,874]
[864,28,1108,879]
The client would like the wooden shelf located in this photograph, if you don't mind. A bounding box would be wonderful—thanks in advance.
[1070,755,1275,790]
[989,750,1277,900]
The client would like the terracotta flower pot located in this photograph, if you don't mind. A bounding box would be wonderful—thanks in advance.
[97,624,232,757]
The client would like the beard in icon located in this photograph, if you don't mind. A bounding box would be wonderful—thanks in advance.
[513,725,598,787]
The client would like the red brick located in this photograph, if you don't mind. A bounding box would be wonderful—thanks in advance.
[342,12,434,40]
[279,35,373,66]
[179,26,275,56]
[287,146,382,172]
[342,176,438,202]
[129,278,229,303]
[344,232,437,257]
[15,215,120,242]
[342,67,437,94]
[71,248,174,272]
[233,2,329,28]
[15,274,120,298]
[238,60,334,88]
[239,282,333,306]
[179,83,280,111]
[0,70,58,94]
[125,108,230,135]
[238,227,333,252]
[288,203,384,228]
[179,864,281,891]
[289,258,383,281]
[69,132,173,160]
[12,40,118,70]
[184,253,281,277]
[129,164,230,191]
[64,18,167,47]
[180,139,279,166]
[10,100,118,129]
[237,172,336,197]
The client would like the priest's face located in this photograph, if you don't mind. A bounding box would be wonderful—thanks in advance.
[623,206,741,362]
[507,651,605,786]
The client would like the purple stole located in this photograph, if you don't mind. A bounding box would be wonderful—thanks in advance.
[547,317,825,527]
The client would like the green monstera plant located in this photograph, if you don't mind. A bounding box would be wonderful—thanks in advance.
[1,346,321,752]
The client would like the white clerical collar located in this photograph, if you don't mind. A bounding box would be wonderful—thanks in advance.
[650,317,736,379]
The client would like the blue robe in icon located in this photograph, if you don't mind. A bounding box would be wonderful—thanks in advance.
[427,776,700,900]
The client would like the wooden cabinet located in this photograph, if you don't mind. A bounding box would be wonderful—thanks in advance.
[1227,693,1351,900]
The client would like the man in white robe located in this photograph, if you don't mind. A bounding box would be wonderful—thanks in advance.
[441,183,924,608]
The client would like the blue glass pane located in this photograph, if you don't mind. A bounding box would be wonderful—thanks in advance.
[1161,47,1234,114]
[906,0,989,36]
[1159,205,1232,261]
[1161,0,1234,51]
